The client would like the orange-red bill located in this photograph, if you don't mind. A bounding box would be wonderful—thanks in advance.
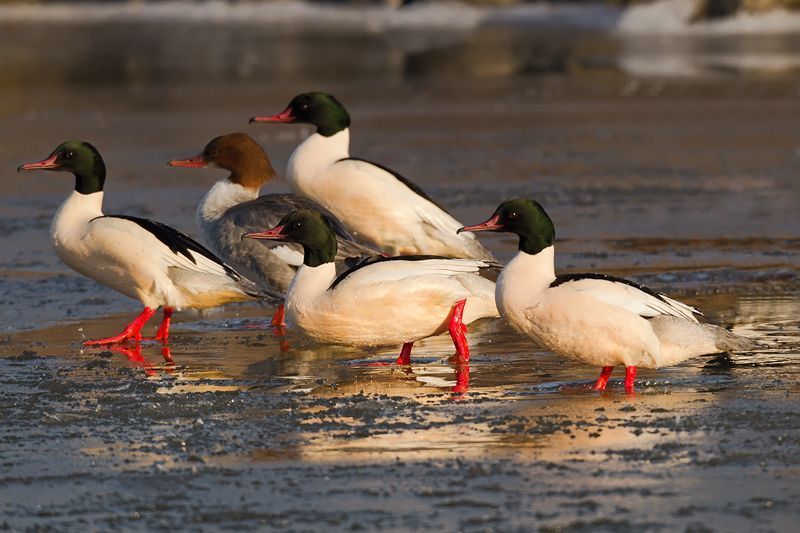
[167,154,206,168]
[17,153,59,172]
[242,225,286,241]
[457,215,502,233]
[249,107,296,124]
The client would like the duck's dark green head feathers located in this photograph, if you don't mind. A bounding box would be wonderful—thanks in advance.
[250,92,350,137]
[18,140,106,195]
[243,208,338,267]
[459,198,555,255]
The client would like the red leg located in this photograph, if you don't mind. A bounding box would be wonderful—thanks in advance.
[448,299,470,362]
[160,345,174,365]
[83,307,156,346]
[160,346,177,374]
[593,366,614,391]
[151,307,173,343]
[625,366,637,393]
[451,362,470,396]
[396,342,414,365]
[271,304,286,328]
[271,304,289,350]
[108,345,156,377]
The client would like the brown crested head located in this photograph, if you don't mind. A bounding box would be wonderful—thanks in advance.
[203,132,277,191]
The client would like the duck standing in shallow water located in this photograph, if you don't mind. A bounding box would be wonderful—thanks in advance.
[18,141,276,345]
[243,208,499,364]
[459,198,757,393]
[250,92,494,260]
[168,132,377,326]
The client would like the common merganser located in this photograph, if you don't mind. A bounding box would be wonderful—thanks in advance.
[243,208,499,364]
[249,92,494,260]
[459,198,757,393]
[18,140,276,345]
[167,132,378,326]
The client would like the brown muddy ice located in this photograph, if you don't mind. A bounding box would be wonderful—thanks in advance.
[0,14,798,532]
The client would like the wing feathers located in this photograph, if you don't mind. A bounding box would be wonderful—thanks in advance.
[330,256,498,290]
[551,273,701,322]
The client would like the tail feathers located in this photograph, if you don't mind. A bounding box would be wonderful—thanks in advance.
[221,266,283,304]
[237,277,283,304]
[650,316,762,367]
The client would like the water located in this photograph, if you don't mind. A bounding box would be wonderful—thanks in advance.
[1,7,799,531]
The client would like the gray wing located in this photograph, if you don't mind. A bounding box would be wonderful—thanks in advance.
[212,194,379,290]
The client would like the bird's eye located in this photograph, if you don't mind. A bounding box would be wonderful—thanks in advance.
[300,103,309,111]
[64,151,74,160]
[293,221,302,229]
[207,149,219,158]
[508,211,518,220]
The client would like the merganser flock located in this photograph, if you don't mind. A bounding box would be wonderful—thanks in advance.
[14,94,760,393]
[168,132,377,326]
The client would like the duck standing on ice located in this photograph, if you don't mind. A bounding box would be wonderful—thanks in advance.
[18,141,276,345]
[168,132,377,325]
[243,208,499,364]
[250,92,494,260]
[460,198,757,393]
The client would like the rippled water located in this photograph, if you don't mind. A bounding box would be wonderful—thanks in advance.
[1,12,799,531]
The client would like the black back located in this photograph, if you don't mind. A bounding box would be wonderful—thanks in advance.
[97,215,239,278]
[329,254,499,290]
[329,254,448,290]
[550,273,669,304]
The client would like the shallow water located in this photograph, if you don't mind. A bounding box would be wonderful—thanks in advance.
[1,11,799,531]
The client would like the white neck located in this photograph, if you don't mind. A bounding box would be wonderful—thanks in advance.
[286,128,350,191]
[497,245,557,314]
[284,261,337,321]
[51,190,105,248]
[197,180,259,226]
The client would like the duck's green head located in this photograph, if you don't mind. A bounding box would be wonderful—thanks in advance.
[17,140,106,195]
[249,92,350,137]
[243,208,338,267]
[458,198,555,255]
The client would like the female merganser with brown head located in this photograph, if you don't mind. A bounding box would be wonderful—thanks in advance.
[244,208,500,364]
[460,198,758,393]
[250,92,494,260]
[18,140,276,345]
[168,133,377,304]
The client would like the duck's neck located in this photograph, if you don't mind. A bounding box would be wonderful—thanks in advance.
[497,246,556,310]
[197,180,259,227]
[285,261,337,310]
[286,128,350,189]
[51,190,104,241]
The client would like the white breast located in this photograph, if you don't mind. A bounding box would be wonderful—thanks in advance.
[49,190,142,299]
[196,180,258,252]
[286,129,350,196]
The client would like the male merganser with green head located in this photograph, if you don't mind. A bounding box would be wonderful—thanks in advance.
[250,92,494,260]
[168,133,377,326]
[460,198,757,393]
[244,208,499,364]
[18,141,276,345]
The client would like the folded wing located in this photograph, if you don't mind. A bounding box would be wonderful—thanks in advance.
[550,273,701,323]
